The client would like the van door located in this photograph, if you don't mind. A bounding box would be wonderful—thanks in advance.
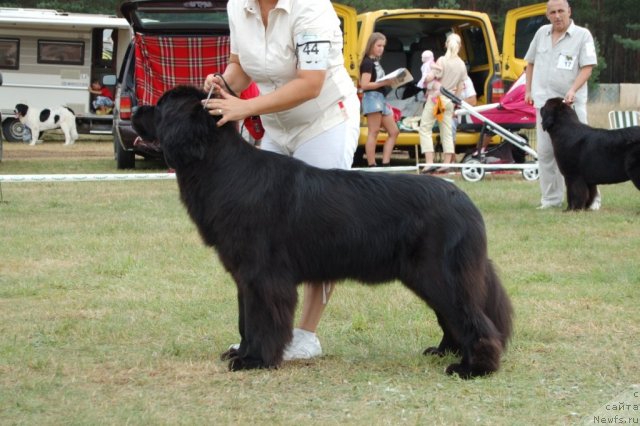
[501,3,547,83]
[90,28,121,91]
[332,3,358,85]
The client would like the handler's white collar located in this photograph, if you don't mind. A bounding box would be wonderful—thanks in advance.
[243,0,291,15]
[545,19,576,37]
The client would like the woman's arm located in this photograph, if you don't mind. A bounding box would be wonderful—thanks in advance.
[203,54,327,126]
[246,68,326,114]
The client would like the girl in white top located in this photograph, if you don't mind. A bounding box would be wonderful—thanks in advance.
[203,0,360,360]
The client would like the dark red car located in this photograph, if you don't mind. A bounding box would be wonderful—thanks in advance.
[113,0,230,169]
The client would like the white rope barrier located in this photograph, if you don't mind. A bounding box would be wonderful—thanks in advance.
[0,173,176,183]
[351,165,419,172]
[0,167,422,183]
[417,162,538,170]
[0,162,537,183]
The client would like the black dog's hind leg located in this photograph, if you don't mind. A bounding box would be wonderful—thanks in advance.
[566,177,589,210]
[445,259,512,379]
[227,276,297,371]
[625,145,640,191]
[424,295,502,379]
[423,312,462,356]
[409,244,507,379]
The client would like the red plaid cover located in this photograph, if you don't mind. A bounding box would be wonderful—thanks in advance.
[134,34,230,106]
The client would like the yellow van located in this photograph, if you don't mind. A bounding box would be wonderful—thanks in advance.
[333,3,547,164]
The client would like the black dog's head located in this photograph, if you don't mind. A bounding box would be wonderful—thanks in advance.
[540,97,579,132]
[15,103,28,119]
[132,85,222,169]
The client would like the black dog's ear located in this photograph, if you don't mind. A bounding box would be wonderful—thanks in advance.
[165,102,212,168]
[541,107,554,131]
[131,105,157,141]
[541,98,563,131]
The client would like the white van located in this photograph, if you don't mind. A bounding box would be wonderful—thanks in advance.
[0,7,131,141]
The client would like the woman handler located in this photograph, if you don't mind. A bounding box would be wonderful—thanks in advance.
[203,0,360,360]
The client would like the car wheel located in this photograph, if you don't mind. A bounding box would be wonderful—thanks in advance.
[522,161,539,181]
[114,134,135,169]
[2,117,25,142]
[461,158,485,182]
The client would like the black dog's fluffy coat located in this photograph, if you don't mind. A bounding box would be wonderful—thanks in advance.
[541,97,640,210]
[132,86,513,378]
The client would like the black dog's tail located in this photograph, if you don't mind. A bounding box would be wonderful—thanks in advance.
[484,260,513,349]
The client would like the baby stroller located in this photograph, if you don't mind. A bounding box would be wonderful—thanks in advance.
[441,73,539,182]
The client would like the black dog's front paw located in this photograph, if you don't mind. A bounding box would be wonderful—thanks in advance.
[423,346,446,357]
[423,346,461,357]
[445,362,474,379]
[220,347,238,361]
[227,355,277,371]
[445,362,493,379]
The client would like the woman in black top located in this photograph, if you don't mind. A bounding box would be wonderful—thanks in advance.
[359,32,399,167]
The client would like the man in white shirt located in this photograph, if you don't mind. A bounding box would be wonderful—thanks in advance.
[525,0,598,209]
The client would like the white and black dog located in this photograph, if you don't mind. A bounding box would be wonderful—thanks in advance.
[14,104,79,145]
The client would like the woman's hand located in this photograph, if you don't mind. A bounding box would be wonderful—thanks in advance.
[203,74,225,97]
[202,87,252,127]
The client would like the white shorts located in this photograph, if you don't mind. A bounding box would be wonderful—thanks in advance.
[260,94,360,170]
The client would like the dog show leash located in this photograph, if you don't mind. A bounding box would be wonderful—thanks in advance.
[214,73,239,98]
[207,73,264,140]
[204,73,239,114]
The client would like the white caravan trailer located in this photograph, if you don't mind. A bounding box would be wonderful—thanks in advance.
[0,7,131,141]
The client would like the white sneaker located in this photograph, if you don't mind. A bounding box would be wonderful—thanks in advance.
[226,328,322,361]
[283,328,322,360]
[536,203,562,210]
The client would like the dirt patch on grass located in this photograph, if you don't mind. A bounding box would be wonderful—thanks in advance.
[3,138,113,161]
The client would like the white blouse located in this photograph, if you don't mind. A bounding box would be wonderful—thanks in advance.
[228,0,357,147]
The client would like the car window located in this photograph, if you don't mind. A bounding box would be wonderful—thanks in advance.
[134,11,228,29]
[124,1,229,32]
[514,15,547,59]
[460,26,489,69]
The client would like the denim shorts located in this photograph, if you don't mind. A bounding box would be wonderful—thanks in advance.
[362,91,392,116]
[93,96,114,108]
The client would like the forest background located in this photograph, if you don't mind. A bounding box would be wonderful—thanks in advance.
[0,0,638,84]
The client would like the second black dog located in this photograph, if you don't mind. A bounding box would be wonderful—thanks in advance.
[132,86,513,379]
[541,97,640,210]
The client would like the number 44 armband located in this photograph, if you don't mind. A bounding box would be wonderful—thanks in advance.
[296,32,331,71]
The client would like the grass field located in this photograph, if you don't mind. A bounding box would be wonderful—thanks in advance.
[1,142,639,425]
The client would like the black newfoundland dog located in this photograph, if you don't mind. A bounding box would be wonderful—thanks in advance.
[132,86,513,379]
[541,97,640,210]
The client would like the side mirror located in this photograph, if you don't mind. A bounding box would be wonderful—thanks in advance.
[102,74,116,86]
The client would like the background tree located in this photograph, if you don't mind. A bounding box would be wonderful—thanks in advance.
[614,24,640,51]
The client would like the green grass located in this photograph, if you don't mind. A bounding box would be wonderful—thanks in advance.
[1,150,639,425]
